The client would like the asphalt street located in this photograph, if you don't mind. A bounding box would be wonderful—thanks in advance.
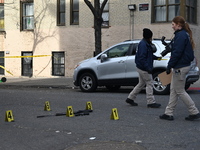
[0,77,200,150]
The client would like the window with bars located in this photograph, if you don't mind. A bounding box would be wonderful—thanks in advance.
[100,0,109,27]
[57,0,65,26]
[20,1,34,30]
[52,52,65,76]
[152,0,197,24]
[70,0,79,25]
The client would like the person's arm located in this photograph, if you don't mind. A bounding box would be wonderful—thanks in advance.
[137,42,149,71]
[167,32,186,69]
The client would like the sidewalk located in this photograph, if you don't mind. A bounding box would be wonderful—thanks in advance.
[0,77,75,89]
[0,77,199,89]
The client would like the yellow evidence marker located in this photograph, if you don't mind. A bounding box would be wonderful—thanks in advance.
[44,101,51,111]
[5,110,14,122]
[66,106,74,117]
[86,101,93,111]
[110,108,119,120]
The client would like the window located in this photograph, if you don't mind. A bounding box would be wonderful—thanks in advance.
[52,52,65,76]
[0,2,4,31]
[70,0,79,25]
[152,0,180,22]
[57,0,65,26]
[100,0,109,27]
[0,51,4,75]
[185,0,197,24]
[105,44,130,58]
[152,0,197,24]
[21,1,34,30]
[131,43,139,55]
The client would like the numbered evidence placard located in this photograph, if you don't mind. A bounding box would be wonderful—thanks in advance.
[66,106,74,117]
[44,101,51,111]
[86,101,93,111]
[5,110,14,122]
[110,108,119,120]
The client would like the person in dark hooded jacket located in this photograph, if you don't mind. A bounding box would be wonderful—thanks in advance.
[125,28,161,108]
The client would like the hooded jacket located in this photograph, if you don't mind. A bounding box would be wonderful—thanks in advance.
[135,38,157,72]
[167,29,194,69]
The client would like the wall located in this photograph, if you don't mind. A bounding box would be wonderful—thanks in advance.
[2,0,200,77]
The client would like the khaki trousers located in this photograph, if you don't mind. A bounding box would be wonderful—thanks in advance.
[165,66,199,116]
[128,68,156,104]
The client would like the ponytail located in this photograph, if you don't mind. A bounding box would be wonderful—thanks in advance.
[172,16,195,50]
[184,22,195,49]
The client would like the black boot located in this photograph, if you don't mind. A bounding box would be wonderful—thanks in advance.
[126,98,138,106]
[159,114,174,121]
[185,113,200,121]
[147,103,161,108]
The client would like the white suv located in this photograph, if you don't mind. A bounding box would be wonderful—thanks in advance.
[73,39,199,95]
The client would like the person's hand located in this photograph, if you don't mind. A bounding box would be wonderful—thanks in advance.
[166,68,171,74]
[157,57,162,61]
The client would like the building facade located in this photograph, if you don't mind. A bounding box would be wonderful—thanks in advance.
[0,0,199,78]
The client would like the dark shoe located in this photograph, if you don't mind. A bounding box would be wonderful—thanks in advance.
[185,113,200,121]
[147,103,161,108]
[159,114,174,121]
[126,98,138,106]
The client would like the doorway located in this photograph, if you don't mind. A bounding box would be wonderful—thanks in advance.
[22,52,33,77]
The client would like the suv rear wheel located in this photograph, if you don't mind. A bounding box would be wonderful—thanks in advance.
[79,73,97,92]
[153,72,170,95]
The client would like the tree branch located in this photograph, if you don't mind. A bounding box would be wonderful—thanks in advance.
[100,0,108,14]
[84,0,98,18]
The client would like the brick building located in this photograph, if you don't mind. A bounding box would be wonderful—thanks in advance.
[0,0,199,77]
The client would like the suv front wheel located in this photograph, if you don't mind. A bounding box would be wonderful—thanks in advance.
[79,73,97,92]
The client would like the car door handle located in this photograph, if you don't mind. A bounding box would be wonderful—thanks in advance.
[118,60,125,63]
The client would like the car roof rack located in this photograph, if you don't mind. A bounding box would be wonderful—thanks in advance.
[123,40,132,42]
[153,38,171,41]
[123,39,142,42]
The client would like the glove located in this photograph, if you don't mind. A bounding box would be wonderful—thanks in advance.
[166,68,171,74]
[157,57,162,61]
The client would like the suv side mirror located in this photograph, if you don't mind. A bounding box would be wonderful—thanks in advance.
[100,54,108,62]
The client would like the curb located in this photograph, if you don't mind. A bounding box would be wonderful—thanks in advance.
[0,85,76,89]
